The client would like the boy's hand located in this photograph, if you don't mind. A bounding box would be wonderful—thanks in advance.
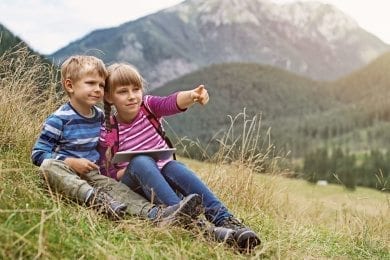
[191,85,209,105]
[64,158,99,175]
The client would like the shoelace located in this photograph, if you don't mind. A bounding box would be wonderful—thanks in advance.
[225,216,245,229]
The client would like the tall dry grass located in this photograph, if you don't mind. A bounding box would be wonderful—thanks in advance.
[0,47,388,259]
[171,107,286,216]
[205,110,282,211]
[0,46,63,158]
[175,91,389,258]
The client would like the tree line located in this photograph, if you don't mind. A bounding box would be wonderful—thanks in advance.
[301,147,389,191]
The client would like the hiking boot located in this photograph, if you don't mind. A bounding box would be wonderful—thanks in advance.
[218,216,261,252]
[208,226,236,244]
[150,193,203,227]
[86,188,127,220]
[190,219,235,244]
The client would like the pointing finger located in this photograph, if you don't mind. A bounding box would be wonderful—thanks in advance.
[195,85,204,94]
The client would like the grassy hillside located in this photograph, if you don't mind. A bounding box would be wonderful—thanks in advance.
[1,154,389,258]
[1,45,389,259]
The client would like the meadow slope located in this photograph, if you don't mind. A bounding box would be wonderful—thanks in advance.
[1,48,389,260]
[1,154,389,259]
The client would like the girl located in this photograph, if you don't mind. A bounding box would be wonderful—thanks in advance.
[98,63,260,251]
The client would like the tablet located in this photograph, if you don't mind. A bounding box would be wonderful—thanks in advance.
[111,148,176,163]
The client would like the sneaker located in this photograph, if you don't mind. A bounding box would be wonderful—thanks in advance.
[86,188,127,220]
[218,216,261,252]
[190,219,235,244]
[208,226,236,244]
[151,193,203,227]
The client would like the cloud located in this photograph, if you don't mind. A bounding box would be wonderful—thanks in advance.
[1,0,389,54]
[0,0,183,54]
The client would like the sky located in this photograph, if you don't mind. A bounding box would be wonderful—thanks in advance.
[0,0,389,55]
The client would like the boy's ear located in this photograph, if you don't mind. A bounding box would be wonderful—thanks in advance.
[64,79,74,94]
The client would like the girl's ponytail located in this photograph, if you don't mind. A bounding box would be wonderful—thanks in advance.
[104,100,112,131]
[103,100,115,178]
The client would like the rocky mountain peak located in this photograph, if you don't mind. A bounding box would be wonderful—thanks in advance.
[273,1,359,42]
[167,0,273,26]
[50,0,389,88]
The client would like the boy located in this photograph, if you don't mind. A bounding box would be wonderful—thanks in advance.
[31,55,201,223]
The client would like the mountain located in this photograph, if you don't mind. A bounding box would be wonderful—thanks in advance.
[330,52,390,104]
[0,23,28,55]
[150,62,338,156]
[326,52,390,130]
[49,0,389,88]
[0,23,55,93]
[0,23,51,64]
[150,52,390,157]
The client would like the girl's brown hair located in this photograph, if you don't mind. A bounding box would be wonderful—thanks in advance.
[104,63,145,131]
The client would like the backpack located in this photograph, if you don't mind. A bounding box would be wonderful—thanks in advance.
[105,102,176,162]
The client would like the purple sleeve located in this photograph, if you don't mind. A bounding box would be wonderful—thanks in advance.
[144,93,186,118]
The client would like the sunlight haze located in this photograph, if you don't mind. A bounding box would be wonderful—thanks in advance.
[0,0,389,54]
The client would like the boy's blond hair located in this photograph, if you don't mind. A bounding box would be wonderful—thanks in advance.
[61,55,108,96]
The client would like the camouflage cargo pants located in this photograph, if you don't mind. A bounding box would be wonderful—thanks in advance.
[39,159,151,217]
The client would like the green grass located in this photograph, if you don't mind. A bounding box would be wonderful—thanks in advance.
[1,46,389,260]
[1,153,389,259]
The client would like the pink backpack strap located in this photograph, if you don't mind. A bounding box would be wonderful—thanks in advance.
[105,115,119,155]
[141,103,162,134]
[107,103,175,160]
[141,102,176,159]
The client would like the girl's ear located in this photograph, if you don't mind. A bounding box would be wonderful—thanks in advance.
[64,79,74,94]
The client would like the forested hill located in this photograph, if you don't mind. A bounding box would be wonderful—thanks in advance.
[0,23,52,66]
[151,56,390,157]
[151,62,337,156]
[330,52,390,104]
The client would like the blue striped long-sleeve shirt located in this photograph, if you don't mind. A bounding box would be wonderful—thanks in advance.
[31,102,103,166]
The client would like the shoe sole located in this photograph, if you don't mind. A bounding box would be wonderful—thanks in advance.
[177,194,202,219]
[89,190,127,220]
[109,203,127,220]
[234,229,261,251]
[158,194,202,226]
[209,226,235,244]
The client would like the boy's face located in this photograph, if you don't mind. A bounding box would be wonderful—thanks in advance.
[64,71,105,109]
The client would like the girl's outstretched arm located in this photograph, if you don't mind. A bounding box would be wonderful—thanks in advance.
[176,85,209,109]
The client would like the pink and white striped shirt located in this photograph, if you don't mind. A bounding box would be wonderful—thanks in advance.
[98,93,185,179]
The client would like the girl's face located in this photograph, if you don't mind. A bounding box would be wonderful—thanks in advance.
[108,84,143,123]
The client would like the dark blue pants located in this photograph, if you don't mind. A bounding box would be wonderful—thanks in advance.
[121,155,231,225]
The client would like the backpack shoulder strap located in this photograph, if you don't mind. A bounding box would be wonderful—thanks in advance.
[110,103,176,160]
[109,115,120,155]
[140,102,164,136]
[102,115,120,175]
[141,102,176,159]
